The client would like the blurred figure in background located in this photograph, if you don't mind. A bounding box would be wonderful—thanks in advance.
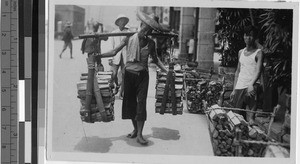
[109,14,130,99]
[59,21,74,59]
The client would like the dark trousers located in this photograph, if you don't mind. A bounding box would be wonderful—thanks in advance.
[122,69,149,121]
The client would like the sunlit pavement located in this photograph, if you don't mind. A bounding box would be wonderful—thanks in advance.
[50,39,214,157]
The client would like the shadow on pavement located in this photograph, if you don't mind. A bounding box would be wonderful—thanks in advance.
[74,128,180,152]
[151,127,180,140]
[74,136,113,153]
[122,134,155,147]
[74,134,156,152]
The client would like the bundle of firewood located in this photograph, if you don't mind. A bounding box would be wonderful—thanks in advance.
[185,71,222,114]
[186,80,207,113]
[208,108,270,157]
[77,72,115,123]
[240,125,269,157]
[155,71,184,114]
[206,81,223,107]
[208,108,236,156]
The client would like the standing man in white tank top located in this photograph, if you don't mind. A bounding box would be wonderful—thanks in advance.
[230,25,264,125]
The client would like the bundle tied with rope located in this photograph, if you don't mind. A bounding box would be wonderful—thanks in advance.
[206,105,289,157]
[77,71,115,123]
[155,62,184,115]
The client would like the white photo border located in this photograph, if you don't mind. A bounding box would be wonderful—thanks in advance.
[44,0,299,164]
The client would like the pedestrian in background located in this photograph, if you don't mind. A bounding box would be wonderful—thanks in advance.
[109,14,130,99]
[100,11,168,145]
[59,21,74,59]
[230,25,263,125]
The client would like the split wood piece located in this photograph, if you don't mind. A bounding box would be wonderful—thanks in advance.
[264,145,290,157]
[208,108,227,121]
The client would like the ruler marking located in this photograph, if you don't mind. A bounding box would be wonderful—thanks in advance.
[1,0,19,163]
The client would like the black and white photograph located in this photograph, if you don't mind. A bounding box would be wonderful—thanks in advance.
[45,0,298,163]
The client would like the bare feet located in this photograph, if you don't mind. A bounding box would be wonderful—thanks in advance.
[136,136,148,145]
[126,130,137,138]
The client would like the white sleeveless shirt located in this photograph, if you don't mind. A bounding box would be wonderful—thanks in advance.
[235,48,261,89]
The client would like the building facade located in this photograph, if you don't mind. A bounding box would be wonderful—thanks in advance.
[55,5,85,37]
[141,6,217,70]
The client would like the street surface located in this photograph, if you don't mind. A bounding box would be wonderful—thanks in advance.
[51,39,214,156]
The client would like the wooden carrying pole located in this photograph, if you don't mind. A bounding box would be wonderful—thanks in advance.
[78,32,178,39]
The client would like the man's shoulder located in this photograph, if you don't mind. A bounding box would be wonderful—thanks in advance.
[239,48,245,52]
[256,48,262,53]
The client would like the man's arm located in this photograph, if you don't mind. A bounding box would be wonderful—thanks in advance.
[149,41,168,72]
[156,58,168,73]
[100,37,128,58]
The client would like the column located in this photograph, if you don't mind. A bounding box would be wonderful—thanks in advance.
[197,8,216,70]
[178,7,194,59]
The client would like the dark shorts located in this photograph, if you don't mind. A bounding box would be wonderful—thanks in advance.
[63,41,72,49]
[122,69,149,121]
[230,84,261,118]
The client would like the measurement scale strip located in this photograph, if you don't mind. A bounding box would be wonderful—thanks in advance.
[1,0,19,164]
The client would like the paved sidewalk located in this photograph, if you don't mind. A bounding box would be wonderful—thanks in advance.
[49,40,214,162]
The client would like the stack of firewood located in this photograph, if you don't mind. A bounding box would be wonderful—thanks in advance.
[208,108,236,156]
[77,72,115,123]
[186,80,207,114]
[208,108,270,157]
[228,111,269,157]
[185,71,222,114]
[155,71,184,114]
[241,126,269,157]
[206,81,223,107]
